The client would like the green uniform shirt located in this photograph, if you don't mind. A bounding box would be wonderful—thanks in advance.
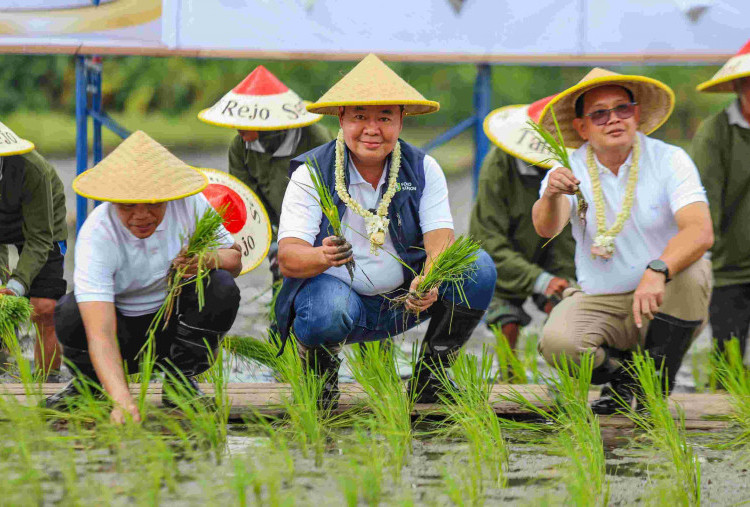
[690,103,750,288]
[0,150,67,294]
[469,146,575,301]
[227,123,332,228]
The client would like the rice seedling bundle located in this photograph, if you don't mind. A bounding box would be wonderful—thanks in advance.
[0,293,35,387]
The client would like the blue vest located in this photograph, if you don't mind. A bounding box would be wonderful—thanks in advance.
[274,139,428,342]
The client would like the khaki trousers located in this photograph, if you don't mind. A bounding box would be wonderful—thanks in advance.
[539,258,712,368]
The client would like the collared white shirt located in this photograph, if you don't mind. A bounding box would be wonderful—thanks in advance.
[726,99,750,130]
[74,194,235,317]
[540,132,707,295]
[279,153,454,295]
[246,128,302,157]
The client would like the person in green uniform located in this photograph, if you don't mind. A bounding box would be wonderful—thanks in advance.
[0,122,67,380]
[470,95,576,354]
[692,39,750,360]
[198,65,332,281]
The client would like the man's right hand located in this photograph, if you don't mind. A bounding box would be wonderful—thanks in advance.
[110,394,141,425]
[545,277,569,296]
[320,236,353,267]
[543,167,580,197]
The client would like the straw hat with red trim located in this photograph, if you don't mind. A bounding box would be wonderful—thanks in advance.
[73,130,207,203]
[306,53,439,116]
[697,39,750,93]
[198,65,323,130]
[538,68,675,149]
[0,121,34,157]
[483,94,574,169]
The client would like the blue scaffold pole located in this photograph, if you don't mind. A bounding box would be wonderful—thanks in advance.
[74,55,88,233]
[89,57,103,165]
[472,63,492,196]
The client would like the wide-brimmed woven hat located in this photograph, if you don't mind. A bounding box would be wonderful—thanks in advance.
[538,68,675,148]
[484,94,573,169]
[0,121,34,156]
[73,130,207,203]
[306,53,439,116]
[198,66,322,130]
[697,39,750,93]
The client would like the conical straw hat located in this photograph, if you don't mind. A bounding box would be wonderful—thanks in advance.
[484,94,573,169]
[72,130,207,203]
[697,39,750,93]
[0,121,34,156]
[306,53,439,116]
[538,68,675,148]
[198,65,323,130]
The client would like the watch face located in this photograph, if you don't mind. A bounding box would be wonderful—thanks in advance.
[649,260,667,271]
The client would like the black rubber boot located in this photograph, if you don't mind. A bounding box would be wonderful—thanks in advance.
[409,301,485,404]
[44,346,104,409]
[590,348,638,415]
[643,313,702,395]
[162,320,223,409]
[297,340,342,411]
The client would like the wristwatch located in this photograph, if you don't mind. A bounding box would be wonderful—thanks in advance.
[647,259,671,282]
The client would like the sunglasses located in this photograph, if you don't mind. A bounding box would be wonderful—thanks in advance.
[584,102,638,126]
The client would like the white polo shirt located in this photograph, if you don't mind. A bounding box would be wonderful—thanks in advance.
[74,194,235,317]
[278,154,454,295]
[540,133,707,295]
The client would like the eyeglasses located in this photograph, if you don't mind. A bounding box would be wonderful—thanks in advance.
[584,102,638,126]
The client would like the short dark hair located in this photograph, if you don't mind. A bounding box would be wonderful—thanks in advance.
[575,86,635,118]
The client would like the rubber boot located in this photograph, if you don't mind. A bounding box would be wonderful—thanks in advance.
[409,301,485,404]
[162,319,223,409]
[590,347,639,415]
[297,339,342,411]
[643,313,702,396]
[44,345,104,409]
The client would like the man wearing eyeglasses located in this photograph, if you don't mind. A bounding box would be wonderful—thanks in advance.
[532,68,713,414]
[692,40,750,364]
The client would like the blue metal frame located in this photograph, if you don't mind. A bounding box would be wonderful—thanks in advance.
[422,63,492,196]
[75,55,131,232]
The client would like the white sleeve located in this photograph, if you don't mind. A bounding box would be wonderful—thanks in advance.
[419,155,454,233]
[278,164,323,245]
[191,193,236,248]
[666,148,708,214]
[74,222,117,304]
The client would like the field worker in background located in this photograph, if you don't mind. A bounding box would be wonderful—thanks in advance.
[198,66,332,283]
[46,131,242,424]
[0,122,67,381]
[692,39,750,363]
[532,69,713,414]
[470,95,575,362]
[275,54,496,409]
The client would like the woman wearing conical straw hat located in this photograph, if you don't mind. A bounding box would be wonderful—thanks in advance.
[46,131,242,424]
[0,122,67,381]
[470,95,575,366]
[691,39,750,364]
[531,68,713,414]
[274,54,496,409]
[198,66,332,282]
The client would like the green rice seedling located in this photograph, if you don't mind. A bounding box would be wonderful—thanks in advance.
[225,334,280,371]
[0,294,36,392]
[491,324,527,383]
[435,348,508,491]
[522,331,542,383]
[149,204,228,334]
[690,343,711,393]
[337,426,388,506]
[627,351,701,506]
[709,338,750,446]
[442,455,484,507]
[345,340,414,478]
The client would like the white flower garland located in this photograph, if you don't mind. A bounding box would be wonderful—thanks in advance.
[586,137,640,259]
[334,128,401,254]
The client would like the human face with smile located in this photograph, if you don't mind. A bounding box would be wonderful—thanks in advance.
[115,202,168,239]
[338,105,404,171]
[573,85,640,154]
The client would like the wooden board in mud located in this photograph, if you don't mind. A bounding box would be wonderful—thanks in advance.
[1,383,733,430]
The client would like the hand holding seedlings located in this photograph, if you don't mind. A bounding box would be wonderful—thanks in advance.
[543,167,580,196]
[405,275,439,313]
[110,395,141,425]
[0,288,16,296]
[321,235,353,267]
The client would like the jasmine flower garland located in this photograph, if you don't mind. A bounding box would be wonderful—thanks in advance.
[587,136,640,259]
[334,128,401,254]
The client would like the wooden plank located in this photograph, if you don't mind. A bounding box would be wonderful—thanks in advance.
[1,383,733,430]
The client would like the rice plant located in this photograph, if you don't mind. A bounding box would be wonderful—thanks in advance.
[0,294,36,391]
[627,351,701,506]
[337,426,388,506]
[491,324,527,384]
[225,334,280,371]
[710,338,750,446]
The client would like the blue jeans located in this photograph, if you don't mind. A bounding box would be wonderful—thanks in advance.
[292,250,496,347]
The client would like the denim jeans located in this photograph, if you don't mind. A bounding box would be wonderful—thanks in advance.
[292,249,496,347]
